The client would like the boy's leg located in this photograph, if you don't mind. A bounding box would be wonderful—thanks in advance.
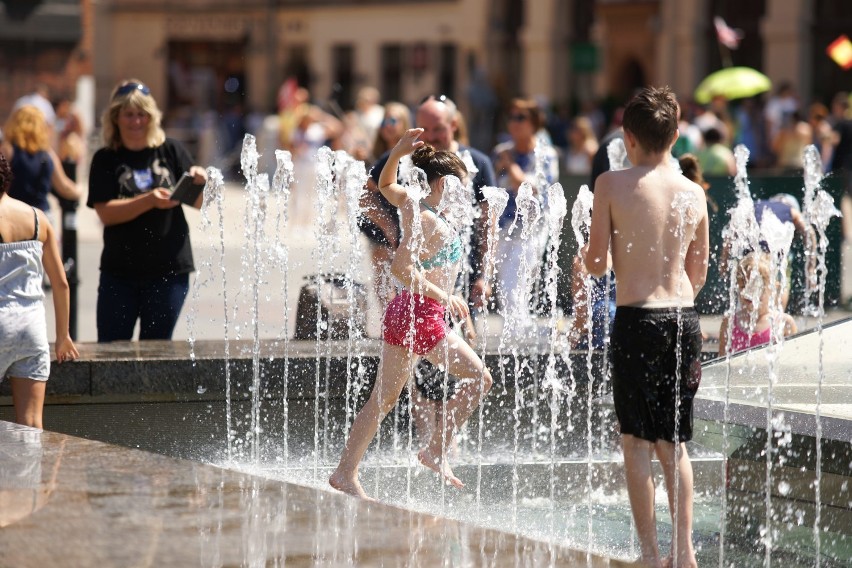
[622,434,663,567]
[330,343,415,499]
[655,441,697,568]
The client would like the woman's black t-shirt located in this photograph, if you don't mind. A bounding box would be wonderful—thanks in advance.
[87,138,195,278]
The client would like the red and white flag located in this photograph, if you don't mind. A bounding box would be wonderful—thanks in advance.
[714,16,744,50]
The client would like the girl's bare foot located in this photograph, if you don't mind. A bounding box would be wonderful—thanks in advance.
[418,448,464,489]
[329,470,372,500]
[663,551,697,568]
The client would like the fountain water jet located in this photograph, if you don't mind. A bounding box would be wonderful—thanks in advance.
[175,134,850,565]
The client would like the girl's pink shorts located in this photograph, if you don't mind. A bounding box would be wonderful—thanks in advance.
[382,290,448,355]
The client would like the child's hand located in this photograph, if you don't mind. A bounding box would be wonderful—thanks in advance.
[391,128,425,158]
[462,314,477,345]
[445,293,470,323]
[55,336,79,364]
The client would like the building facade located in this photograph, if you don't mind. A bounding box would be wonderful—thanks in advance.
[4,0,851,143]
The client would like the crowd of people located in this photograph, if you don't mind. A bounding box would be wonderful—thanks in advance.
[1,77,849,567]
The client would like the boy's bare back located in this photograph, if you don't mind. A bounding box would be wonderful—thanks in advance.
[592,164,708,307]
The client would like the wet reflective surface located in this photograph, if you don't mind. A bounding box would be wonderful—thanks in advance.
[0,421,634,567]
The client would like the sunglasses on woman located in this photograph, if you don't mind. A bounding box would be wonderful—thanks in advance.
[113,82,151,100]
[381,116,398,127]
[508,113,529,122]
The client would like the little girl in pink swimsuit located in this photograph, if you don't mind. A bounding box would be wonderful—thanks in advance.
[719,251,797,356]
[330,129,493,499]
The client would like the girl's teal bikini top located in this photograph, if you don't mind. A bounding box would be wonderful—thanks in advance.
[418,201,462,270]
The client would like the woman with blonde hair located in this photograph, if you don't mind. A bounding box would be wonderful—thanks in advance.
[369,101,412,163]
[0,105,81,215]
[87,79,207,342]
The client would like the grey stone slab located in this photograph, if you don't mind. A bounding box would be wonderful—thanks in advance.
[0,422,636,567]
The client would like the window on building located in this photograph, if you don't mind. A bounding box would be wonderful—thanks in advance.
[332,44,354,110]
[284,45,311,91]
[438,43,457,102]
[381,44,402,103]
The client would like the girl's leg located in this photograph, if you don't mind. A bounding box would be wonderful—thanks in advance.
[330,343,415,498]
[419,332,492,488]
[10,377,47,429]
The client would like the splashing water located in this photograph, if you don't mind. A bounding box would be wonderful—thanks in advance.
[670,188,705,564]
[184,134,846,566]
[733,145,751,201]
[572,185,594,249]
[437,174,474,231]
[800,143,842,566]
[606,138,628,171]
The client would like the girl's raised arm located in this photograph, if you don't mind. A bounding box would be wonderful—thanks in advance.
[378,128,424,207]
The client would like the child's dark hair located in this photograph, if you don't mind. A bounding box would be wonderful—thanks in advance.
[0,152,12,196]
[678,153,706,187]
[411,143,467,184]
[622,86,679,154]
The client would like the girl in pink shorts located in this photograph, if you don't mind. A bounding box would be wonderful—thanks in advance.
[330,129,493,499]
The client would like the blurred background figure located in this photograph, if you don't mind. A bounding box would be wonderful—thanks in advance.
[53,96,86,183]
[696,127,736,176]
[492,96,559,335]
[278,86,343,227]
[87,79,207,342]
[771,110,812,173]
[764,81,799,145]
[563,116,599,176]
[1,106,81,220]
[358,101,412,309]
[13,84,56,132]
[808,102,834,171]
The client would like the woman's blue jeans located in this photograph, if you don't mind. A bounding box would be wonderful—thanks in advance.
[96,271,190,342]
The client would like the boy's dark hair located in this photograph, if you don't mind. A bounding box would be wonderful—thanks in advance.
[0,152,12,196]
[622,86,678,154]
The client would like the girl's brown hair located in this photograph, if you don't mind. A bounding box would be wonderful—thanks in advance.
[411,143,467,184]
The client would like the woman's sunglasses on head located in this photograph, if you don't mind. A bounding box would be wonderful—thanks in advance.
[113,82,151,100]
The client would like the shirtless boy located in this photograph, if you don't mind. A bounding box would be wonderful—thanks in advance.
[584,86,709,568]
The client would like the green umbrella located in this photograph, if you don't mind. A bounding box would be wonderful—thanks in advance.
[694,66,772,104]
